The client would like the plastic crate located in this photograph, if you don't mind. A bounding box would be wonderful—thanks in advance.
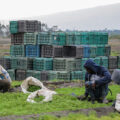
[53,46,63,57]
[74,32,82,45]
[108,56,118,69]
[53,58,67,71]
[100,56,108,68]
[40,71,49,81]
[81,58,89,70]
[75,46,83,58]
[11,33,24,45]
[52,32,66,46]
[26,70,35,78]
[94,57,101,65]
[41,45,53,58]
[105,45,111,56]
[24,33,37,45]
[10,21,18,34]
[81,32,89,45]
[48,71,57,80]
[118,56,120,68]
[75,59,82,71]
[82,71,86,80]
[37,32,52,45]
[56,71,70,81]
[63,46,76,58]
[25,45,40,57]
[11,57,33,70]
[96,45,105,56]
[83,45,90,58]
[66,32,75,45]
[16,69,26,81]
[10,45,25,57]
[71,71,83,80]
[7,69,15,80]
[18,20,39,33]
[0,56,11,70]
[33,58,53,71]
[90,45,97,58]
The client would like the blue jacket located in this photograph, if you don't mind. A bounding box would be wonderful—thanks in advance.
[84,59,111,96]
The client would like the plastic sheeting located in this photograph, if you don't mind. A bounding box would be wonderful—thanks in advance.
[21,77,57,103]
[115,94,120,112]
[111,69,120,85]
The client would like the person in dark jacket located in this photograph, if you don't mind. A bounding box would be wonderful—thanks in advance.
[79,59,111,104]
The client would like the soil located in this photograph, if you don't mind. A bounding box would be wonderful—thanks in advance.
[0,107,116,120]
[9,81,84,92]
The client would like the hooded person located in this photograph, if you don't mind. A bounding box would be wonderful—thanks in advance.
[78,59,111,104]
[0,65,12,93]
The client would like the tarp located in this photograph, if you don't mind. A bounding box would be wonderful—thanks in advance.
[111,69,120,84]
[21,77,57,103]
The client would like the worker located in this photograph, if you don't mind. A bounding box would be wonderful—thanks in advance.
[0,65,12,93]
[78,59,111,104]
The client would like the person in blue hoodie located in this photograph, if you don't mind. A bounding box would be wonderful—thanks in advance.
[79,59,111,104]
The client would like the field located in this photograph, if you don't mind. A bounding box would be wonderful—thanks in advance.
[0,81,120,120]
[0,36,120,119]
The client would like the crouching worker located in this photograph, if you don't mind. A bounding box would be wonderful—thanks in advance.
[78,59,111,104]
[0,65,12,93]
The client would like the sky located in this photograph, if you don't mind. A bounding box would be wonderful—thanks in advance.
[0,0,120,20]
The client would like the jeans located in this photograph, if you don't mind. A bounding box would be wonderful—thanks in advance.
[86,85,108,100]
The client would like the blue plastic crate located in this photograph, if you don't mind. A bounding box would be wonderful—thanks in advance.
[83,45,90,58]
[25,45,40,57]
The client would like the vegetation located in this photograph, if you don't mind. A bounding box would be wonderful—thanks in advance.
[109,35,120,40]
[37,113,120,120]
[0,82,119,116]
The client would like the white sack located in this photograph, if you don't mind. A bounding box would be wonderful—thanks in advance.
[21,76,57,103]
[115,94,120,112]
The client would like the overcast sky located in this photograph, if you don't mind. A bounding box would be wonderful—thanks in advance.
[0,0,120,20]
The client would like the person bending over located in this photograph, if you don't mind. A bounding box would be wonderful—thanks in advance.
[79,59,111,104]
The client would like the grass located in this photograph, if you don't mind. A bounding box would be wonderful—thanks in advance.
[0,83,119,116]
[109,35,120,40]
[37,113,120,120]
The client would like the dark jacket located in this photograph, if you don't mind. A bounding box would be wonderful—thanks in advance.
[84,59,111,97]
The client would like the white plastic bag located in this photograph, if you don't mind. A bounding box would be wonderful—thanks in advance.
[21,76,57,103]
[115,94,120,112]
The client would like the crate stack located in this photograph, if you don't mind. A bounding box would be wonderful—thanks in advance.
[1,20,119,81]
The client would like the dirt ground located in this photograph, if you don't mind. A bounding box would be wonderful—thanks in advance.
[0,106,116,120]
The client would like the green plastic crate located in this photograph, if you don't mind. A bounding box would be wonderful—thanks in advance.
[81,58,89,70]
[11,57,33,70]
[81,32,89,45]
[52,32,66,46]
[117,56,120,69]
[33,71,41,80]
[26,70,35,77]
[82,71,86,80]
[7,69,15,80]
[24,33,37,45]
[53,58,67,71]
[96,45,105,56]
[48,71,57,80]
[66,32,75,45]
[90,45,97,58]
[56,71,70,81]
[10,45,25,57]
[33,58,53,71]
[71,71,83,80]
[94,57,101,65]
[74,32,82,45]
[10,21,18,34]
[37,32,52,45]
[100,56,108,68]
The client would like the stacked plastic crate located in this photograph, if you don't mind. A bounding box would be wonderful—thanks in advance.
[2,20,118,81]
